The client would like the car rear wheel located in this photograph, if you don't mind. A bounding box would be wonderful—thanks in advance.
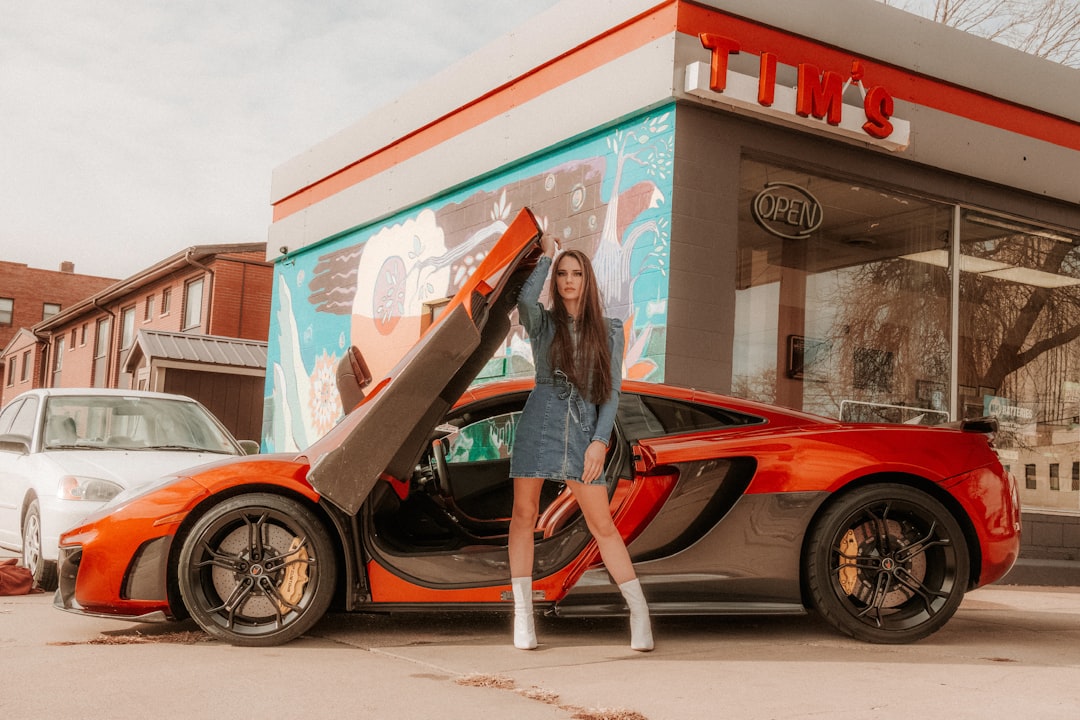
[805,483,969,644]
[23,500,58,591]
[178,493,336,646]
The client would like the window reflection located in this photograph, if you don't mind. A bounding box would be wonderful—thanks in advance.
[958,211,1080,511]
[733,158,952,424]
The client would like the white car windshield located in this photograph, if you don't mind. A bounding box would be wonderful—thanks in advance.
[43,396,236,454]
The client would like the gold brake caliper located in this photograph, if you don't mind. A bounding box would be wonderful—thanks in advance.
[837,529,859,595]
[275,536,310,613]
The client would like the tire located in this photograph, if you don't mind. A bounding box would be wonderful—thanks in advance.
[177,493,337,647]
[22,499,58,591]
[805,483,969,644]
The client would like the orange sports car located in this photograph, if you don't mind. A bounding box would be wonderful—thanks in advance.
[56,209,1021,646]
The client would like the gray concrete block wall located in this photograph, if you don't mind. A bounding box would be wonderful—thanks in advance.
[1020,511,1080,562]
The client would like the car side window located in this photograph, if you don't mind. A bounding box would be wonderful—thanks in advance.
[9,396,39,440]
[617,393,762,441]
[0,399,23,434]
[445,412,519,463]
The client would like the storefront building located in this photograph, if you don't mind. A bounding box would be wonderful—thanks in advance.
[263,0,1080,532]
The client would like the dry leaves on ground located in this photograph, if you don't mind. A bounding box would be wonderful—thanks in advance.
[455,673,647,720]
[48,630,212,646]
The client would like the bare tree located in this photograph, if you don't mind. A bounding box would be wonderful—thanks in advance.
[880,0,1080,67]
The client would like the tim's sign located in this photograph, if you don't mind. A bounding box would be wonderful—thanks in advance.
[686,33,910,151]
[752,182,823,239]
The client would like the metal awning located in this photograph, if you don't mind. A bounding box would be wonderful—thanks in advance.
[124,330,267,373]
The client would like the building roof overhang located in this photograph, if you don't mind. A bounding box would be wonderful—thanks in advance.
[33,243,267,334]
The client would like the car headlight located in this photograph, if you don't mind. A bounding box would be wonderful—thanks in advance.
[57,476,124,502]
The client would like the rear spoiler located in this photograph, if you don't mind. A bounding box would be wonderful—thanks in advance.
[942,416,998,434]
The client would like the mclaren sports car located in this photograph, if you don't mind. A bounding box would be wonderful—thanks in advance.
[55,208,1021,646]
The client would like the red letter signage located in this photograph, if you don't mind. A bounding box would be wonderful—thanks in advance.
[688,33,909,149]
[700,33,740,92]
[796,63,844,126]
[758,52,777,106]
[862,86,895,139]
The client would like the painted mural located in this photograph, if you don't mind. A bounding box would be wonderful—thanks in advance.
[264,109,674,452]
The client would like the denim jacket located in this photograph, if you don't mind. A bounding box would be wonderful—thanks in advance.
[517,255,624,445]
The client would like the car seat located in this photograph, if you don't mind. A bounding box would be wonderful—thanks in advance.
[45,416,77,446]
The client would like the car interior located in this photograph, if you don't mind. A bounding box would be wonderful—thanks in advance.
[327,328,627,585]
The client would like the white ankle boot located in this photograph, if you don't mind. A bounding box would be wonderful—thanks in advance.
[619,578,654,651]
[511,576,537,650]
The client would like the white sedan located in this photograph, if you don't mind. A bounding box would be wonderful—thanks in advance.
[0,388,258,590]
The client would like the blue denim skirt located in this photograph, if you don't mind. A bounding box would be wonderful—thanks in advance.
[510,372,600,484]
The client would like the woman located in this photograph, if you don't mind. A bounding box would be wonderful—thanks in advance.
[507,232,653,651]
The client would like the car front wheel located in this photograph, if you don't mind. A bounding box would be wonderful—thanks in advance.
[805,483,970,644]
[178,493,337,646]
[23,499,58,591]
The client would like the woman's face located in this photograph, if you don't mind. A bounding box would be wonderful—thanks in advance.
[555,254,585,305]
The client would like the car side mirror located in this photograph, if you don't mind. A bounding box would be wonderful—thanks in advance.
[238,440,261,455]
[336,345,373,415]
[0,433,31,455]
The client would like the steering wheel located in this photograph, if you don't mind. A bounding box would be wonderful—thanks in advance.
[429,437,450,495]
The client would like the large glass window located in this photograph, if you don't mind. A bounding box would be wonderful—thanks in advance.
[0,297,12,325]
[732,158,953,423]
[731,160,1080,511]
[958,211,1080,510]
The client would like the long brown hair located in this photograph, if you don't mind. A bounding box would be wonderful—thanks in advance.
[548,249,613,404]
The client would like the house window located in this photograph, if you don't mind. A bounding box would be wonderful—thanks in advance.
[120,306,136,350]
[1049,463,1060,491]
[20,350,31,382]
[93,317,111,387]
[144,294,155,321]
[5,357,15,386]
[1025,464,1037,490]
[161,287,172,315]
[183,278,204,330]
[70,328,77,348]
[1073,462,1079,492]
[0,297,12,325]
[52,336,64,385]
[43,302,61,321]
[80,323,87,346]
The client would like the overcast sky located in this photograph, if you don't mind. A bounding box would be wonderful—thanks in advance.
[1,0,563,280]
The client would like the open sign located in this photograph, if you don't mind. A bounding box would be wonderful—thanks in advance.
[751,182,823,240]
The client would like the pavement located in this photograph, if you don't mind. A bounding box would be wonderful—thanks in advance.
[2,561,1079,720]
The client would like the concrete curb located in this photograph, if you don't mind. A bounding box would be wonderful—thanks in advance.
[1000,557,1080,587]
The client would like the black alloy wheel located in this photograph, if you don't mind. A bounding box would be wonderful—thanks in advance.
[805,483,970,644]
[178,493,336,646]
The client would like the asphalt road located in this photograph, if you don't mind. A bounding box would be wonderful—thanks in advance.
[2,570,1079,720]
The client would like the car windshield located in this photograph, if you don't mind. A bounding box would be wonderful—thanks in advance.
[43,396,237,454]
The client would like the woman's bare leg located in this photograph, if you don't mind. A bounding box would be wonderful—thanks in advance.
[509,477,544,649]
[568,480,653,649]
[566,481,636,584]
[509,477,544,578]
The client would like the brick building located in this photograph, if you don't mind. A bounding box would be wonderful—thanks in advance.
[1,244,272,443]
[0,260,116,387]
